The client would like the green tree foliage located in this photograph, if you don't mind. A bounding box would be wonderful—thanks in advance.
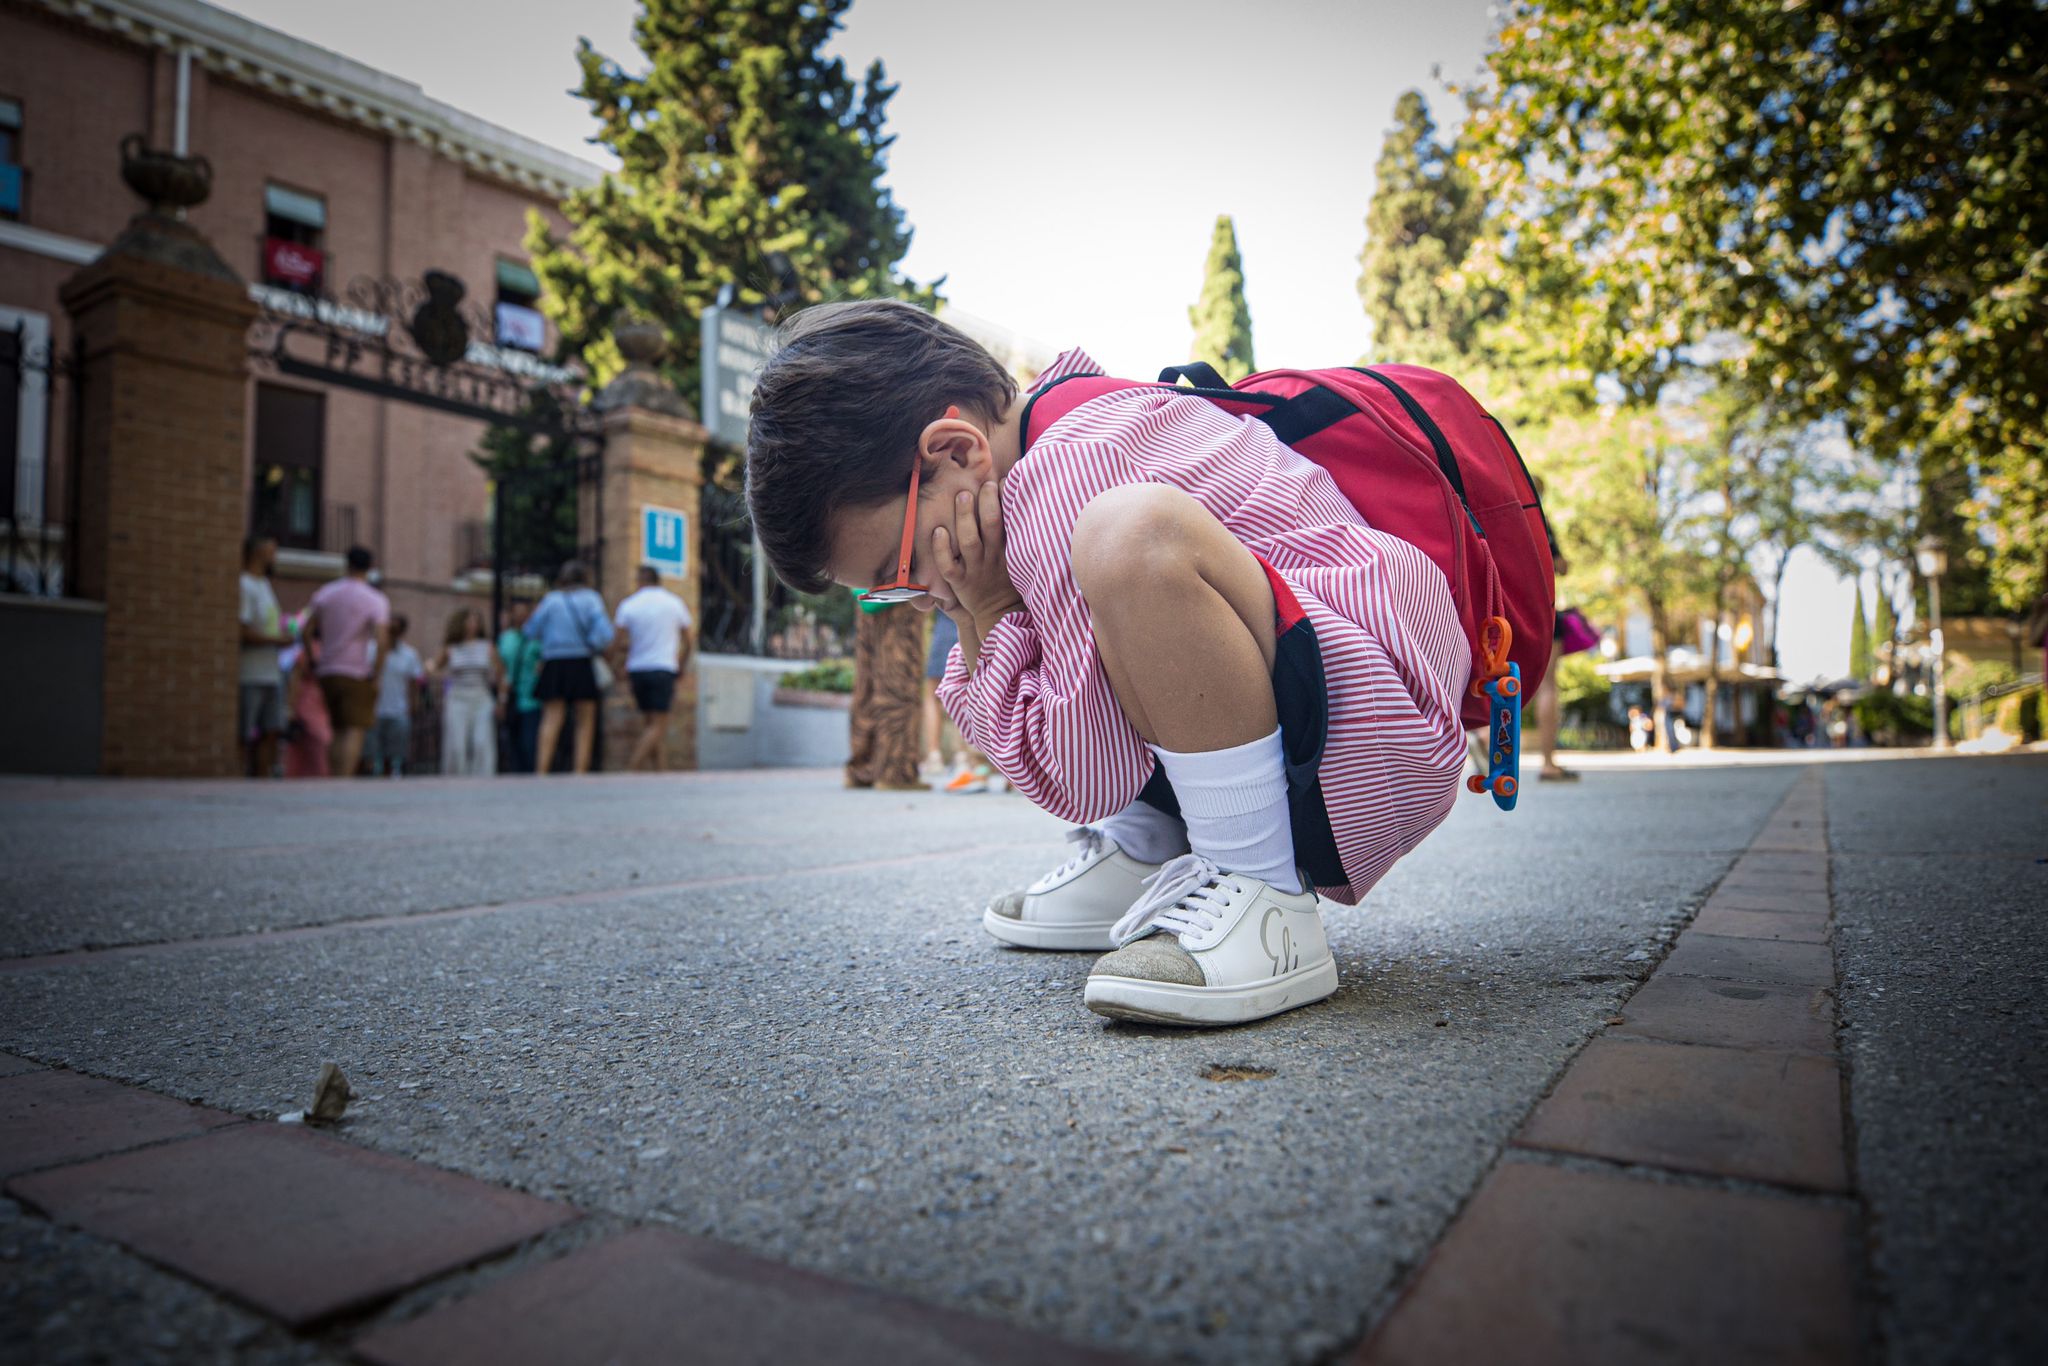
[1463,0,2048,610]
[1357,91,1493,370]
[1874,587,1898,678]
[1188,214,1256,382]
[1850,582,1873,681]
[526,0,934,402]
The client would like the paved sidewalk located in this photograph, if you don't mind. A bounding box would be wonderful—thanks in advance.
[1,756,2042,1363]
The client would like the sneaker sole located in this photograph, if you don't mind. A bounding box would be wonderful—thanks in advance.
[1083,958,1339,1026]
[981,907,1116,952]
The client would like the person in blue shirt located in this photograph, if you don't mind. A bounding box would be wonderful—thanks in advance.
[522,559,614,774]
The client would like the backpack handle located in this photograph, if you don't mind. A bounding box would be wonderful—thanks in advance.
[1157,362,1233,391]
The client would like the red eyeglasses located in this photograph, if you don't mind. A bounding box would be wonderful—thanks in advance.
[859,407,954,603]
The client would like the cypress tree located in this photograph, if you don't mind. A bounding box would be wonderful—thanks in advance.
[525,0,933,402]
[1188,214,1255,383]
[1849,582,1873,681]
[1874,585,1897,677]
[1357,90,1489,369]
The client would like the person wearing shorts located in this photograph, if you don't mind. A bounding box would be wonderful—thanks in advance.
[524,559,614,774]
[302,546,390,778]
[613,566,694,771]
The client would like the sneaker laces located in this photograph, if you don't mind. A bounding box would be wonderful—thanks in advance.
[1110,853,1236,948]
[1033,826,1109,891]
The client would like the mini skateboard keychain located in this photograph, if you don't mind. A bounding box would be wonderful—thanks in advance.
[1464,617,1522,811]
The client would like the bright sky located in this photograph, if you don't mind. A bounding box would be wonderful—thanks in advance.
[219,0,1855,683]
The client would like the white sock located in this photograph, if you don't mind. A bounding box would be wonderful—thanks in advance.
[1147,729,1301,894]
[1099,798,1190,865]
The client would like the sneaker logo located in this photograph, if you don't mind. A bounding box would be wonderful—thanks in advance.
[1261,906,1299,976]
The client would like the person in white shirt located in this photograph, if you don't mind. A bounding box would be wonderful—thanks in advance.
[238,537,291,777]
[612,566,694,771]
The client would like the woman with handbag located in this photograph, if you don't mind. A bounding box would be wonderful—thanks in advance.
[523,559,615,775]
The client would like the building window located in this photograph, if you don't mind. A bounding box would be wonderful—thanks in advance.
[494,258,546,352]
[262,184,326,294]
[0,98,24,221]
[250,384,325,551]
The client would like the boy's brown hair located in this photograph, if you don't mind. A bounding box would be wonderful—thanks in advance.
[746,300,1017,593]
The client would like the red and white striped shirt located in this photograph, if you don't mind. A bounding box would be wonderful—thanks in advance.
[937,349,1472,904]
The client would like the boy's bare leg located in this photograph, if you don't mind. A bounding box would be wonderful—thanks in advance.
[1070,484,1277,750]
[1069,483,1332,1026]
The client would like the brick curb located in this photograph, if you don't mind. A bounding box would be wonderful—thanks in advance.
[0,1060,1136,1361]
[1353,768,1863,1365]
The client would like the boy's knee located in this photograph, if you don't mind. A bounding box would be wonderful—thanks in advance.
[1071,485,1203,599]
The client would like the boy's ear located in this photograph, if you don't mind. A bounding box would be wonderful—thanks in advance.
[918,405,993,477]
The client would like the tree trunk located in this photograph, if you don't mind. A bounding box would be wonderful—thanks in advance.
[1701,581,1728,751]
[1648,602,1674,754]
[1767,550,1790,673]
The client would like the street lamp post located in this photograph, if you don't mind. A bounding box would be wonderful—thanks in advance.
[1916,534,1950,751]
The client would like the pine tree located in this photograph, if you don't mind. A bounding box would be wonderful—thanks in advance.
[525,0,933,404]
[1188,215,1255,382]
[1873,584,1897,680]
[1357,90,1490,370]
[1849,582,1873,681]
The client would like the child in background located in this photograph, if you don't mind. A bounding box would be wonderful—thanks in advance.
[370,614,423,777]
[747,302,1477,1027]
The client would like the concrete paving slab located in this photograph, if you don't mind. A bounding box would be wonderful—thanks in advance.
[1689,906,1831,943]
[0,1070,241,1178]
[9,1125,577,1326]
[1516,1038,1847,1191]
[1356,1160,1858,1366]
[1612,975,1836,1055]
[355,1226,1137,1366]
[1658,934,1835,987]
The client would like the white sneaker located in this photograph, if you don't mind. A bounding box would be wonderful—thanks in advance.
[982,827,1162,951]
[1083,854,1336,1027]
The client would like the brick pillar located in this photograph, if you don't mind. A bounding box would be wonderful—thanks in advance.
[593,346,706,771]
[62,211,255,776]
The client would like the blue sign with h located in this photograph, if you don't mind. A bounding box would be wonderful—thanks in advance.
[641,505,688,577]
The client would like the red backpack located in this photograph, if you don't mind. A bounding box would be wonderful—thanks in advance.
[1021,361,1557,730]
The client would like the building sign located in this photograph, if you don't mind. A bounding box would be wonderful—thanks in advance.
[263,237,324,291]
[247,271,581,430]
[699,304,777,447]
[641,504,689,577]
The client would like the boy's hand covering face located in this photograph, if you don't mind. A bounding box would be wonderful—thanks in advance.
[932,481,1024,628]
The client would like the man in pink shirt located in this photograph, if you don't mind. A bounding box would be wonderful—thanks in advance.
[302,546,391,778]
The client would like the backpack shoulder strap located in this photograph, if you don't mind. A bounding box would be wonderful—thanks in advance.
[1019,373,1144,453]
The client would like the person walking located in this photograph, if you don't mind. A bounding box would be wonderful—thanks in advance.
[524,560,613,775]
[844,594,924,790]
[432,607,503,776]
[370,613,424,776]
[496,599,543,773]
[301,546,390,777]
[613,566,694,772]
[237,536,290,778]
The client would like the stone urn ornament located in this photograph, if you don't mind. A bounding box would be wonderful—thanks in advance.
[595,314,693,417]
[119,133,212,214]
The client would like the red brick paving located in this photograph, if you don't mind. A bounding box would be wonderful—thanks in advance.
[1516,1038,1848,1191]
[8,1123,576,1326]
[1356,1161,1859,1366]
[1659,933,1835,986]
[0,1069,241,1178]
[1611,974,1837,1055]
[355,1226,1135,1366]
